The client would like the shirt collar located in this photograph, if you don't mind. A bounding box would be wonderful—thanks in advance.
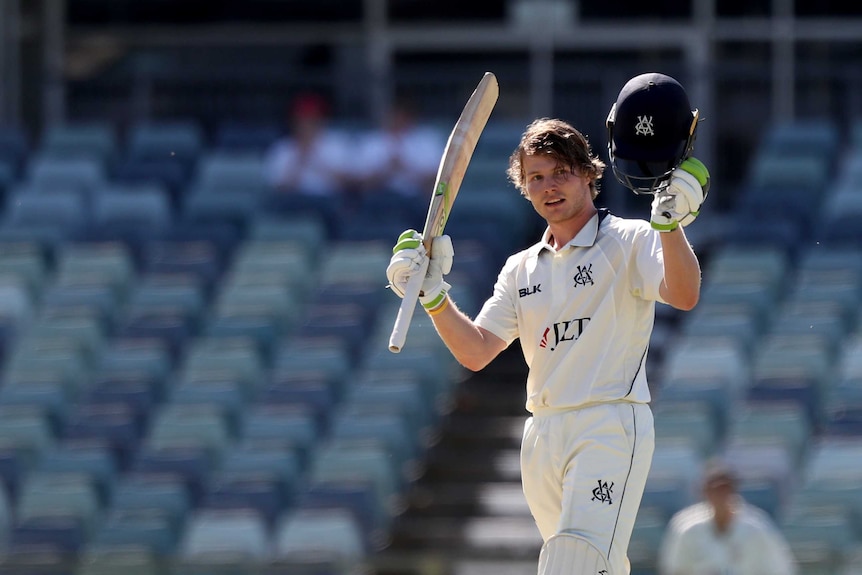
[535,209,606,253]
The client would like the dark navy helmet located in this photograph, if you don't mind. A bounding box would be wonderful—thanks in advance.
[606,72,699,194]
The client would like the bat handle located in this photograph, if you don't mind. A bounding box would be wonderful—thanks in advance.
[388,257,430,353]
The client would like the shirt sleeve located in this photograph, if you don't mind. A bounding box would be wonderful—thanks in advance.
[631,226,667,304]
[658,513,700,575]
[474,261,519,346]
[755,522,799,575]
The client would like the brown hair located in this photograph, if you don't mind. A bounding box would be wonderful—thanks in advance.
[507,118,606,200]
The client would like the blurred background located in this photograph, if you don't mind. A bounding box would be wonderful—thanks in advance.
[0,0,860,574]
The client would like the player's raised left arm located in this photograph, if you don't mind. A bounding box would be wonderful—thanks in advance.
[654,158,709,310]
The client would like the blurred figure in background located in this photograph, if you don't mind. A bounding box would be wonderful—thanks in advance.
[354,96,444,199]
[262,92,357,197]
[261,92,359,236]
[658,457,798,575]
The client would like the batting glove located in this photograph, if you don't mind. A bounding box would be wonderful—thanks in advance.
[650,157,710,232]
[386,229,453,311]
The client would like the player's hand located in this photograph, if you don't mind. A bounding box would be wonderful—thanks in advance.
[650,157,710,232]
[386,229,453,311]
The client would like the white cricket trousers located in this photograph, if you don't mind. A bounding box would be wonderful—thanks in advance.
[521,401,655,575]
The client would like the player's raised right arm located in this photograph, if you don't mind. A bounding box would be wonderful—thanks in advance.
[387,229,506,371]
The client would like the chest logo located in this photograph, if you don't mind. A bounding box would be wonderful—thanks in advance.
[539,317,590,351]
[574,264,594,287]
[519,284,542,298]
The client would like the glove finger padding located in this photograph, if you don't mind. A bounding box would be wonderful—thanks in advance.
[387,229,426,298]
[420,235,453,309]
[650,161,708,231]
[387,246,426,298]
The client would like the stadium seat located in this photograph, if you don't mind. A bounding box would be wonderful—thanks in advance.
[131,444,215,503]
[0,125,30,176]
[189,150,269,195]
[85,373,159,422]
[240,404,320,460]
[307,440,401,529]
[259,371,336,426]
[62,403,142,465]
[272,507,366,567]
[3,189,88,238]
[247,214,328,259]
[641,440,702,518]
[40,121,118,164]
[110,472,192,533]
[176,508,270,573]
[214,121,280,152]
[144,403,232,456]
[180,336,265,393]
[319,241,392,285]
[651,400,718,458]
[0,241,49,296]
[76,544,162,575]
[16,471,102,533]
[725,401,811,464]
[202,471,288,525]
[95,338,173,392]
[89,508,178,556]
[36,443,118,503]
[627,505,667,574]
[26,155,107,195]
[271,338,353,390]
[88,188,173,247]
[55,241,135,296]
[125,120,203,165]
[168,376,249,426]
[217,444,302,494]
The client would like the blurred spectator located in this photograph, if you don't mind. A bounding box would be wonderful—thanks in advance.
[658,457,798,575]
[355,97,444,198]
[262,92,357,197]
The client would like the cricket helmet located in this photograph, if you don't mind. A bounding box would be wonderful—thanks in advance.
[606,72,699,194]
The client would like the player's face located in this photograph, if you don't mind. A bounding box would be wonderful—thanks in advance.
[522,154,593,224]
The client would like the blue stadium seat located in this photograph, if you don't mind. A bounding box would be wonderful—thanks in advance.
[26,155,107,195]
[76,544,161,575]
[40,122,118,164]
[141,239,224,289]
[131,444,215,503]
[240,404,320,462]
[89,508,178,557]
[272,507,366,567]
[10,514,88,554]
[214,121,279,153]
[110,472,192,534]
[202,471,288,525]
[3,189,88,239]
[36,442,118,504]
[125,120,203,166]
[62,403,142,466]
[87,188,174,249]
[176,508,270,573]
[16,471,102,535]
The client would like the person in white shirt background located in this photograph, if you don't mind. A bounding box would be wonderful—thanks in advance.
[658,458,798,575]
[355,97,444,199]
[262,91,356,197]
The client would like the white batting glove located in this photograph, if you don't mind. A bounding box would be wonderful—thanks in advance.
[650,157,710,232]
[386,229,453,311]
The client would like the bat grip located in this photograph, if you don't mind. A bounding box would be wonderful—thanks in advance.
[388,257,430,353]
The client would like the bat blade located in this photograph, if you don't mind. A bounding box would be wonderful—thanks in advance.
[388,71,499,353]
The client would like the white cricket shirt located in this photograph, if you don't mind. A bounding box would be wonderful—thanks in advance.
[658,501,798,575]
[475,210,666,413]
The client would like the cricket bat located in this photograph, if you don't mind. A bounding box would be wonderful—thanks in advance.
[388,71,499,353]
